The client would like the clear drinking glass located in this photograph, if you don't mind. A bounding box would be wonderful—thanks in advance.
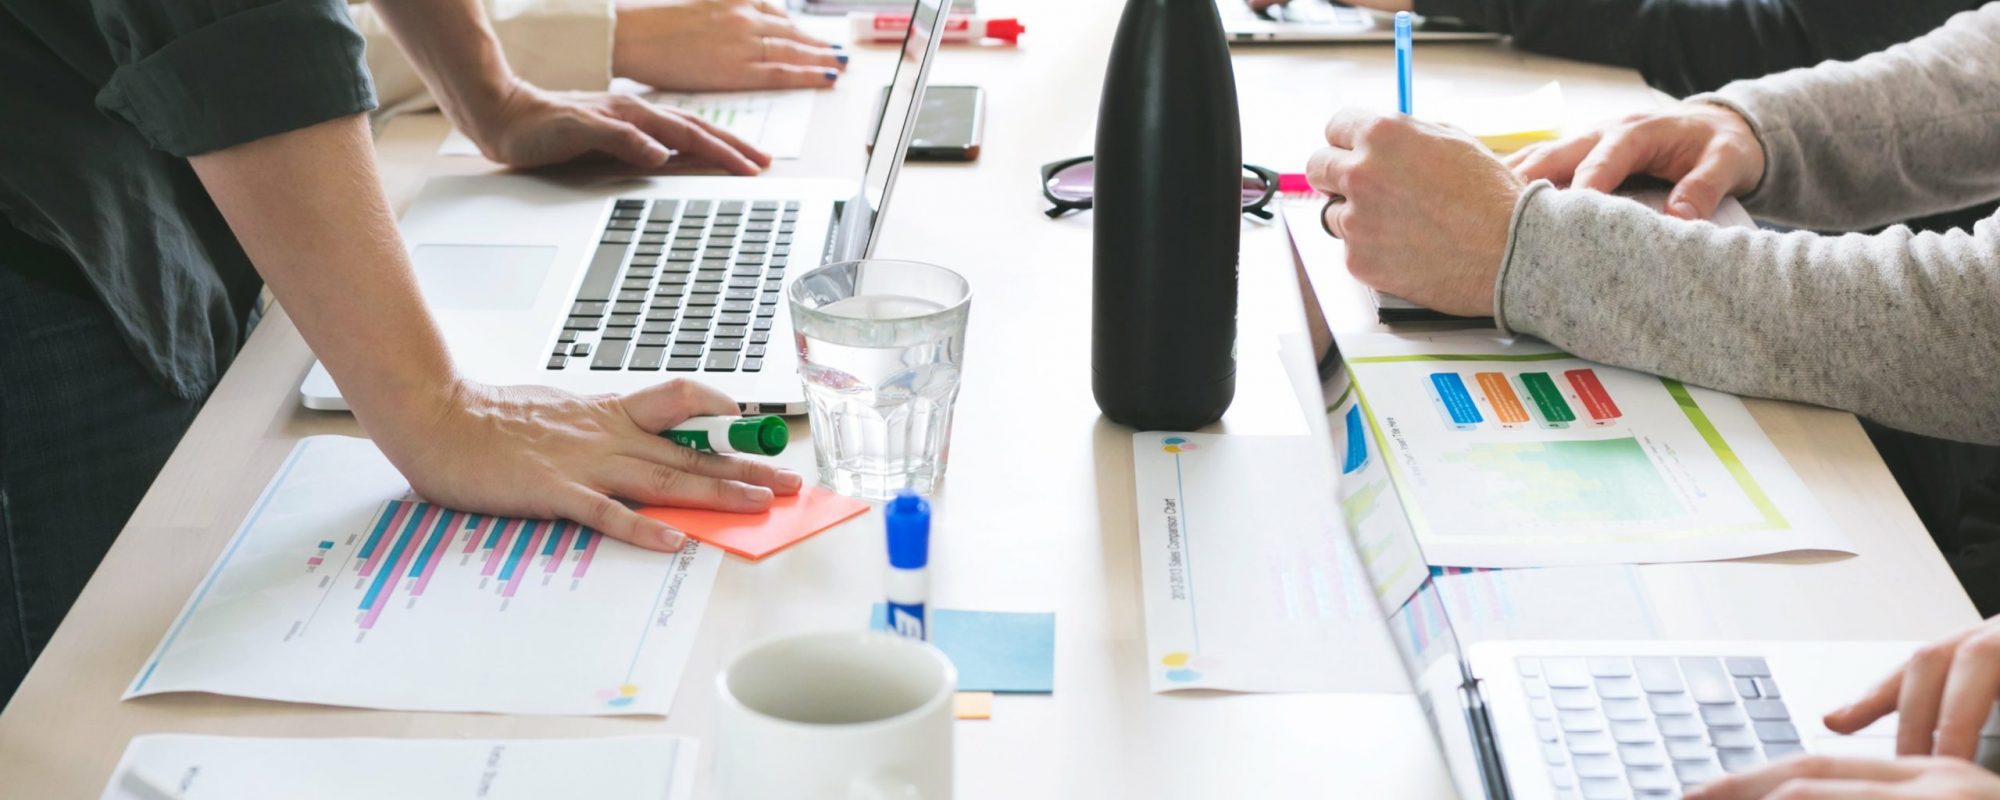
[789,260,971,500]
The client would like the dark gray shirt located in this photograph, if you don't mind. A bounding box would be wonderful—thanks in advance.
[0,0,377,398]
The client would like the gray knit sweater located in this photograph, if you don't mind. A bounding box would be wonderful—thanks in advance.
[1494,5,2000,444]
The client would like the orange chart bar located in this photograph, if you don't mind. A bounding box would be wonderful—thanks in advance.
[1475,372,1532,425]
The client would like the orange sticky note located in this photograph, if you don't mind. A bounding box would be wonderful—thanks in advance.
[954,692,993,720]
[639,486,868,560]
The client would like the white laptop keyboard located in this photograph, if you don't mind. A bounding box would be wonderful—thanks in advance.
[1220,0,1371,26]
[549,198,798,373]
[1519,656,1804,800]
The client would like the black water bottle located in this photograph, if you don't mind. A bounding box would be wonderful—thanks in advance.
[1092,0,1241,430]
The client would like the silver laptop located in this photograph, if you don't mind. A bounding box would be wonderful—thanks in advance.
[300,0,952,414]
[1218,0,1499,43]
[1290,264,2000,799]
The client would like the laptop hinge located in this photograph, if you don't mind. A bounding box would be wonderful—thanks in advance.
[1461,678,1514,800]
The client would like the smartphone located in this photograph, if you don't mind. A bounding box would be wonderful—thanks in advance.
[871,85,985,161]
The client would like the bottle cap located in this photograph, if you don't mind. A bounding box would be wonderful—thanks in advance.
[984,18,1025,44]
[885,491,930,569]
[727,416,789,456]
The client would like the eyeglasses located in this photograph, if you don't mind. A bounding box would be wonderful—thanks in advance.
[1040,156,1282,220]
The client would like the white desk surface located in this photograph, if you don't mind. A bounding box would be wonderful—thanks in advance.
[0,2,1977,797]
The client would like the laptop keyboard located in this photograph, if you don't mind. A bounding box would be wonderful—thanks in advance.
[547,198,798,373]
[1225,0,1369,26]
[1518,656,1804,800]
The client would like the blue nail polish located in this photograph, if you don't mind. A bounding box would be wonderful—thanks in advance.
[836,53,850,65]
[831,43,845,50]
[824,70,839,81]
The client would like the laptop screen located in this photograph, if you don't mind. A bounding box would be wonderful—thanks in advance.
[833,0,952,263]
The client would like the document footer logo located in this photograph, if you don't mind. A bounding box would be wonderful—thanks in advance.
[1160,437,1200,454]
[597,683,641,708]
[1161,652,1221,683]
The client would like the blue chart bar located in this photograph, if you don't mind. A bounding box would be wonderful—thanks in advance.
[1342,405,1368,474]
[359,500,403,560]
[407,509,459,578]
[1429,372,1484,429]
[360,505,428,611]
[542,521,570,557]
[483,518,509,550]
[499,521,541,581]
[573,529,592,550]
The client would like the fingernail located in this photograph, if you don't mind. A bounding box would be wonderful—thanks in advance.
[656,524,688,550]
[775,469,804,492]
[1672,200,1698,219]
[824,70,839,82]
[830,43,845,50]
[836,53,850,65]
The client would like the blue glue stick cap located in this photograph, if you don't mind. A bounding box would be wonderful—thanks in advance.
[885,490,931,569]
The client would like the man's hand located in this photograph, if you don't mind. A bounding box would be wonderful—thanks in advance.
[1506,102,1765,221]
[1306,109,1523,317]
[399,379,802,552]
[1248,0,1411,12]
[615,0,847,91]
[1687,756,2000,800]
[1823,617,2000,758]
[465,80,770,174]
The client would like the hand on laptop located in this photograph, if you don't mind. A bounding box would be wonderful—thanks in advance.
[1506,101,1766,221]
[1247,0,1411,11]
[388,379,805,553]
[1826,616,2000,758]
[613,0,847,92]
[456,79,771,174]
[1306,108,1522,317]
[1687,755,2000,799]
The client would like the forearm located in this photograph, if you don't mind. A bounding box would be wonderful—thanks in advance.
[1496,183,2000,444]
[365,0,518,138]
[1701,5,2000,230]
[190,114,457,435]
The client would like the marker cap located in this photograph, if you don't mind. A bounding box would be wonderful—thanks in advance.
[885,491,931,569]
[728,416,789,456]
[984,18,1026,43]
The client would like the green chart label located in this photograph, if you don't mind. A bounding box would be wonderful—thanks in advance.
[1519,372,1576,423]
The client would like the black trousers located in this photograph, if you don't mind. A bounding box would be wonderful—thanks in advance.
[0,233,206,708]
[1865,420,2000,617]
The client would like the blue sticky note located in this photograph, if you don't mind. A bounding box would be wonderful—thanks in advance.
[869,605,1054,693]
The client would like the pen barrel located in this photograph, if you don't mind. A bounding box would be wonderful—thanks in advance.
[662,416,788,455]
[886,567,929,640]
[1091,0,1240,431]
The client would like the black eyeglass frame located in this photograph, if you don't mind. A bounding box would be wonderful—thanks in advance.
[1039,156,1282,221]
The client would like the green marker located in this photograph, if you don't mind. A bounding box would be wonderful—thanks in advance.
[664,415,789,456]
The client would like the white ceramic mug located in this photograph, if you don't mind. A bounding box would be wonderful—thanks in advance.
[716,631,957,799]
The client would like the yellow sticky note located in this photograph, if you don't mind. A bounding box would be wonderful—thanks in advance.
[1430,81,1565,153]
[954,691,994,720]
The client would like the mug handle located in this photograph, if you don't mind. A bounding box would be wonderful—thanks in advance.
[849,771,927,800]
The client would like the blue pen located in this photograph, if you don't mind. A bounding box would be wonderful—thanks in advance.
[884,491,930,641]
[1394,12,1414,115]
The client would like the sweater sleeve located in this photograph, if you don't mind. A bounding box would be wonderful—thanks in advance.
[1413,0,1976,98]
[1692,6,2000,231]
[1495,182,2000,444]
[346,0,613,119]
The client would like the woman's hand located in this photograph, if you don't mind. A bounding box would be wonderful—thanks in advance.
[380,378,804,553]
[613,0,847,91]
[1505,101,1765,221]
[1688,756,2000,800]
[1824,616,2000,758]
[1306,108,1524,317]
[463,80,771,174]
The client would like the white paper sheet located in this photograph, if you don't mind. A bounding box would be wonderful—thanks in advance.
[1340,331,1851,568]
[126,436,722,716]
[1132,432,1411,694]
[440,81,818,159]
[101,735,695,800]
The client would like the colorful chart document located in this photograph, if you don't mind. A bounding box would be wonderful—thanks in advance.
[1325,370,1429,613]
[439,82,817,159]
[1340,331,1850,568]
[1132,432,1410,694]
[101,735,695,800]
[127,436,722,716]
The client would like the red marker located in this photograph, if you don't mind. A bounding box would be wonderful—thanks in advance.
[849,12,1026,45]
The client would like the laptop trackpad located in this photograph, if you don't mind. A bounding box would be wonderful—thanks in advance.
[411,244,554,310]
